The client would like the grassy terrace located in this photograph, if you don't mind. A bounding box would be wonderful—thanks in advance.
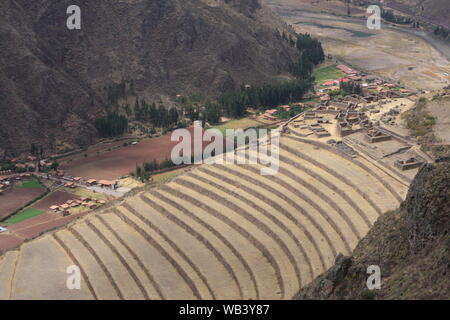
[5,208,44,225]
[16,177,43,189]
[313,65,347,85]
[209,117,262,135]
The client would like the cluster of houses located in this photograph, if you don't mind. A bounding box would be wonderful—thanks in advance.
[296,100,374,138]
[263,105,291,121]
[3,156,56,173]
[335,104,374,137]
[44,170,119,191]
[0,173,32,195]
[49,197,107,216]
[317,65,414,103]
[292,110,333,138]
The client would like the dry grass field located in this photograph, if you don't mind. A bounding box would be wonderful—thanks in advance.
[0,132,409,299]
[265,1,450,91]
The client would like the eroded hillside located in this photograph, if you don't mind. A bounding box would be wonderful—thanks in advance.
[0,0,298,157]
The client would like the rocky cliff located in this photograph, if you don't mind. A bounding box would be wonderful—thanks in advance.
[0,0,297,157]
[296,162,450,300]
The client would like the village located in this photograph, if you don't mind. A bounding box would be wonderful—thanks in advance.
[284,63,432,184]
[0,62,435,251]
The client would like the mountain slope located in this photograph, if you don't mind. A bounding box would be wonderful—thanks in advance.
[0,0,298,157]
[296,161,450,300]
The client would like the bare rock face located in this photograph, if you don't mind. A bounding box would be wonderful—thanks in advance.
[0,0,298,157]
[296,162,450,300]
[402,162,450,253]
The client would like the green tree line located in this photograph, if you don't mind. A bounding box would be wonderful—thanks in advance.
[94,112,128,137]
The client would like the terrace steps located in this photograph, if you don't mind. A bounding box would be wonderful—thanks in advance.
[115,203,211,299]
[242,149,369,240]
[157,185,277,299]
[174,175,301,297]
[207,164,345,262]
[186,169,314,283]
[194,166,325,279]
[102,211,194,300]
[1,134,412,300]
[53,230,119,299]
[94,214,164,300]
[86,216,156,299]
[144,189,257,299]
[68,224,140,299]
[11,235,93,300]
[129,194,241,300]
[279,142,384,217]
[165,182,284,299]
[0,250,19,300]
[278,151,376,227]
[284,136,407,205]
[213,163,352,258]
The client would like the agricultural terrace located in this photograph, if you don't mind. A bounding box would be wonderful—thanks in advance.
[209,117,263,135]
[0,178,46,220]
[0,188,110,253]
[0,132,409,299]
[4,208,45,225]
[313,64,347,85]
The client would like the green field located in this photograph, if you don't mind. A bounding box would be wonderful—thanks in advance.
[313,65,347,85]
[17,177,43,189]
[5,208,45,225]
[210,117,262,135]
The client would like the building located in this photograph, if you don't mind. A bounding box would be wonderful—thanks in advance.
[304,111,316,120]
[365,129,392,143]
[64,182,76,188]
[87,203,97,209]
[98,180,118,190]
[308,124,331,138]
[86,179,97,186]
[394,157,424,171]
[336,64,358,75]
[263,109,278,121]
[56,170,65,177]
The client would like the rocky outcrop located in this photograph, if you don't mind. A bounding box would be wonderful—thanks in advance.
[296,162,450,300]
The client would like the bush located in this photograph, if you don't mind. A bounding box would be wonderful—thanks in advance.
[360,289,376,300]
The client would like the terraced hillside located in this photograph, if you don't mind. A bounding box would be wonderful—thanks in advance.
[0,133,409,300]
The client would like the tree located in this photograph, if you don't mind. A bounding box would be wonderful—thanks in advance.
[94,112,128,137]
[169,107,179,125]
[50,161,59,171]
[30,143,37,156]
[134,97,141,120]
